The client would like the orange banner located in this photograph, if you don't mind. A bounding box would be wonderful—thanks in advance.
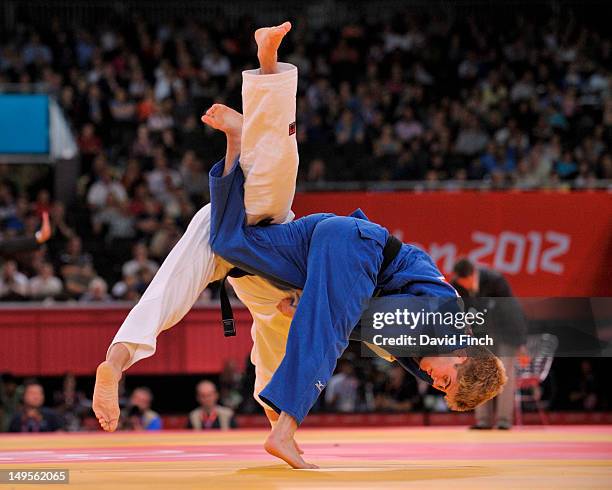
[293,191,612,296]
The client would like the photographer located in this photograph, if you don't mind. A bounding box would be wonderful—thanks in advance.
[121,387,162,431]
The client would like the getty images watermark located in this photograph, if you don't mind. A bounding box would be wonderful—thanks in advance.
[356,297,497,357]
[369,306,493,348]
[357,296,612,358]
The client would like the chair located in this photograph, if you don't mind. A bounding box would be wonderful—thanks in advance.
[514,333,559,425]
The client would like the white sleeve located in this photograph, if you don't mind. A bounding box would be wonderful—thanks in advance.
[241,62,298,225]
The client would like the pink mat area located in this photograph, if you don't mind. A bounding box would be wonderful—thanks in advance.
[2,430,611,464]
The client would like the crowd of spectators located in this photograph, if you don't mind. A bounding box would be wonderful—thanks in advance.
[1,353,606,432]
[0,7,611,300]
[0,7,609,428]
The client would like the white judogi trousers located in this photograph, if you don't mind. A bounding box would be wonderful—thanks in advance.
[109,63,299,407]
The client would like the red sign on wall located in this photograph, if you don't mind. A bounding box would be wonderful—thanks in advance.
[293,191,612,297]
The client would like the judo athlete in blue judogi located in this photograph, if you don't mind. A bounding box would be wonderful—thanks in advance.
[209,157,507,468]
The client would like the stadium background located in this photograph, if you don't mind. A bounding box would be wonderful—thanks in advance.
[0,0,611,429]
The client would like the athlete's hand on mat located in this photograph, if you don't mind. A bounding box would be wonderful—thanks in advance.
[277,297,297,317]
[35,212,51,244]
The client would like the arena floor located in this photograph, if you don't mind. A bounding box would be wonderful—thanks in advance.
[1,426,611,489]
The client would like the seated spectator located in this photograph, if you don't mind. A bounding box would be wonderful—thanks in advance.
[454,113,489,157]
[79,277,111,303]
[122,387,162,431]
[569,360,599,411]
[122,243,159,278]
[150,214,181,259]
[131,125,154,159]
[218,360,243,410]
[187,380,236,430]
[77,123,103,164]
[52,373,90,432]
[87,164,128,212]
[59,237,96,299]
[375,365,417,412]
[554,150,579,180]
[111,273,141,301]
[306,158,327,183]
[29,262,63,300]
[146,149,182,204]
[0,373,23,432]
[0,260,29,300]
[325,359,359,412]
[179,151,209,206]
[8,382,63,432]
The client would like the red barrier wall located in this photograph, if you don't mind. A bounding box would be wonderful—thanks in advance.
[293,191,612,296]
[1,192,610,377]
[0,306,254,376]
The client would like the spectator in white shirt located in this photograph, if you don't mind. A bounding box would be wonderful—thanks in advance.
[87,166,128,210]
[324,359,359,413]
[146,151,181,204]
[29,262,63,300]
[122,243,159,278]
[79,277,111,303]
[0,260,29,300]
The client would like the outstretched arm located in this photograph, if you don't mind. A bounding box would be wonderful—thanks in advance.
[0,212,51,255]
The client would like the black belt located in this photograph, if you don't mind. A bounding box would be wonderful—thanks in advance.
[379,235,402,280]
[219,267,252,337]
[218,234,403,337]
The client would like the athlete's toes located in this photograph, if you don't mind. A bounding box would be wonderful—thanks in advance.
[207,104,221,116]
[277,21,291,34]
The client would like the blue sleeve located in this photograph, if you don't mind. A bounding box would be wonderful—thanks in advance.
[209,157,247,254]
[208,156,323,289]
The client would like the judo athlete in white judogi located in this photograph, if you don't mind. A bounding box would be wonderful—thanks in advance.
[93,22,302,433]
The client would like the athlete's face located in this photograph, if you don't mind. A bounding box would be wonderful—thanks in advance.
[419,355,468,401]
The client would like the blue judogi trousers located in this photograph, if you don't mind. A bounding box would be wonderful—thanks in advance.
[209,158,458,423]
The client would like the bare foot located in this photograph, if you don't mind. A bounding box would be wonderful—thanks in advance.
[254,22,292,74]
[294,440,304,455]
[264,433,318,469]
[201,104,243,138]
[92,361,121,432]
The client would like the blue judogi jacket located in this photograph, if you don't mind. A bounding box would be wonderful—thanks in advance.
[209,158,462,385]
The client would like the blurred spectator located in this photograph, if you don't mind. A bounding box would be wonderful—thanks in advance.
[122,243,159,278]
[306,158,327,183]
[187,380,236,430]
[122,387,162,430]
[149,215,181,259]
[8,382,63,433]
[0,260,29,300]
[179,151,208,206]
[325,359,359,412]
[0,373,23,432]
[0,5,608,306]
[59,237,96,299]
[87,164,128,211]
[569,360,599,411]
[375,365,417,412]
[29,262,63,300]
[79,277,111,302]
[218,360,243,410]
[53,373,90,432]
